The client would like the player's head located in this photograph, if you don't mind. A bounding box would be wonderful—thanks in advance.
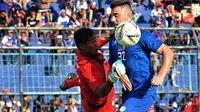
[110,0,133,27]
[74,28,98,57]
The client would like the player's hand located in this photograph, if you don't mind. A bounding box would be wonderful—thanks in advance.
[119,75,132,91]
[108,60,132,91]
[151,75,165,87]
[112,60,126,77]
[109,60,126,82]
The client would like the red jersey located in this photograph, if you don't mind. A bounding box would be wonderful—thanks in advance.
[75,38,116,112]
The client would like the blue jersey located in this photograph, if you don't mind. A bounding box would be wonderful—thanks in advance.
[109,30,162,99]
[155,99,169,112]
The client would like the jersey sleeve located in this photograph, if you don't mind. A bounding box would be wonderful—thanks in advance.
[1,36,7,44]
[139,30,163,52]
[108,38,116,65]
[77,63,105,93]
[96,37,105,49]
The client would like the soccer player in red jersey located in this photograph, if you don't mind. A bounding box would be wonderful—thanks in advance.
[60,28,131,112]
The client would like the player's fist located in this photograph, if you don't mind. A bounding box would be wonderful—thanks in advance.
[151,75,165,87]
[108,60,126,83]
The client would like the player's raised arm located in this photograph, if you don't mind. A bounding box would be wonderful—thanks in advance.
[96,31,114,49]
[151,44,174,86]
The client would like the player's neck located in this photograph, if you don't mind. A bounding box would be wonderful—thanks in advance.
[80,51,98,60]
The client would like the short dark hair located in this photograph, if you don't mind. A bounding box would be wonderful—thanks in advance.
[195,15,200,23]
[74,28,94,50]
[110,0,131,9]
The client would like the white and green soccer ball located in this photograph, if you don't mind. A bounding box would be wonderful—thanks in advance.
[115,21,141,46]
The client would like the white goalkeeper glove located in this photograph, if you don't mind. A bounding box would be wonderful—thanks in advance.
[108,59,126,83]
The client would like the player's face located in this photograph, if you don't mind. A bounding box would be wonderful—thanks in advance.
[84,37,98,57]
[110,6,129,27]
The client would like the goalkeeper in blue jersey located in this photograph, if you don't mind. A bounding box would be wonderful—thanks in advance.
[109,0,174,112]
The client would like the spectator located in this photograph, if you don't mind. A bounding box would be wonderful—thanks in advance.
[152,21,167,42]
[173,14,183,39]
[169,95,179,112]
[19,31,31,65]
[63,31,75,65]
[174,0,185,12]
[69,13,80,28]
[164,7,173,27]
[88,0,99,26]
[13,0,23,9]
[11,8,26,35]
[132,0,147,7]
[63,31,75,52]
[1,30,18,65]
[164,56,180,87]
[55,35,65,70]
[57,9,70,28]
[67,1,76,14]
[180,93,192,111]
[23,95,32,112]
[65,94,80,112]
[26,9,41,44]
[37,10,50,44]
[76,0,88,13]
[0,0,12,13]
[151,55,160,75]
[2,107,9,112]
[0,11,11,27]
[155,93,170,112]
[25,0,38,12]
[0,95,5,111]
[33,95,45,112]
[189,15,200,38]
[1,89,10,110]
[150,5,162,27]
[59,0,71,10]
[78,8,88,27]
[0,11,11,39]
[48,33,64,75]
[173,14,181,27]
[180,33,194,46]
[6,95,21,112]
[50,95,64,112]
[164,32,181,46]
[97,14,107,37]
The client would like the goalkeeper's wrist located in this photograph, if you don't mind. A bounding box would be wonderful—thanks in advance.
[108,72,118,83]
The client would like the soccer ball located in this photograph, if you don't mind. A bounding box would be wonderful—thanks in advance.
[115,21,141,46]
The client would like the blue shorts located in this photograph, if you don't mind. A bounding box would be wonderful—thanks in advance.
[117,95,155,112]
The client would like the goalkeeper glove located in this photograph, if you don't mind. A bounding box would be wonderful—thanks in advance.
[108,59,126,83]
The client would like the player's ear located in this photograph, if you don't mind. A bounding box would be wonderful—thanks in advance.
[79,43,86,51]
[127,12,132,20]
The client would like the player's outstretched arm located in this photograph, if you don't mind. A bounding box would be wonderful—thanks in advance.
[59,73,79,91]
[101,31,115,44]
[95,79,115,97]
[97,31,115,48]
[151,44,174,86]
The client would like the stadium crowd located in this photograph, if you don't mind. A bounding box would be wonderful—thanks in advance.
[0,0,200,112]
[0,90,199,112]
